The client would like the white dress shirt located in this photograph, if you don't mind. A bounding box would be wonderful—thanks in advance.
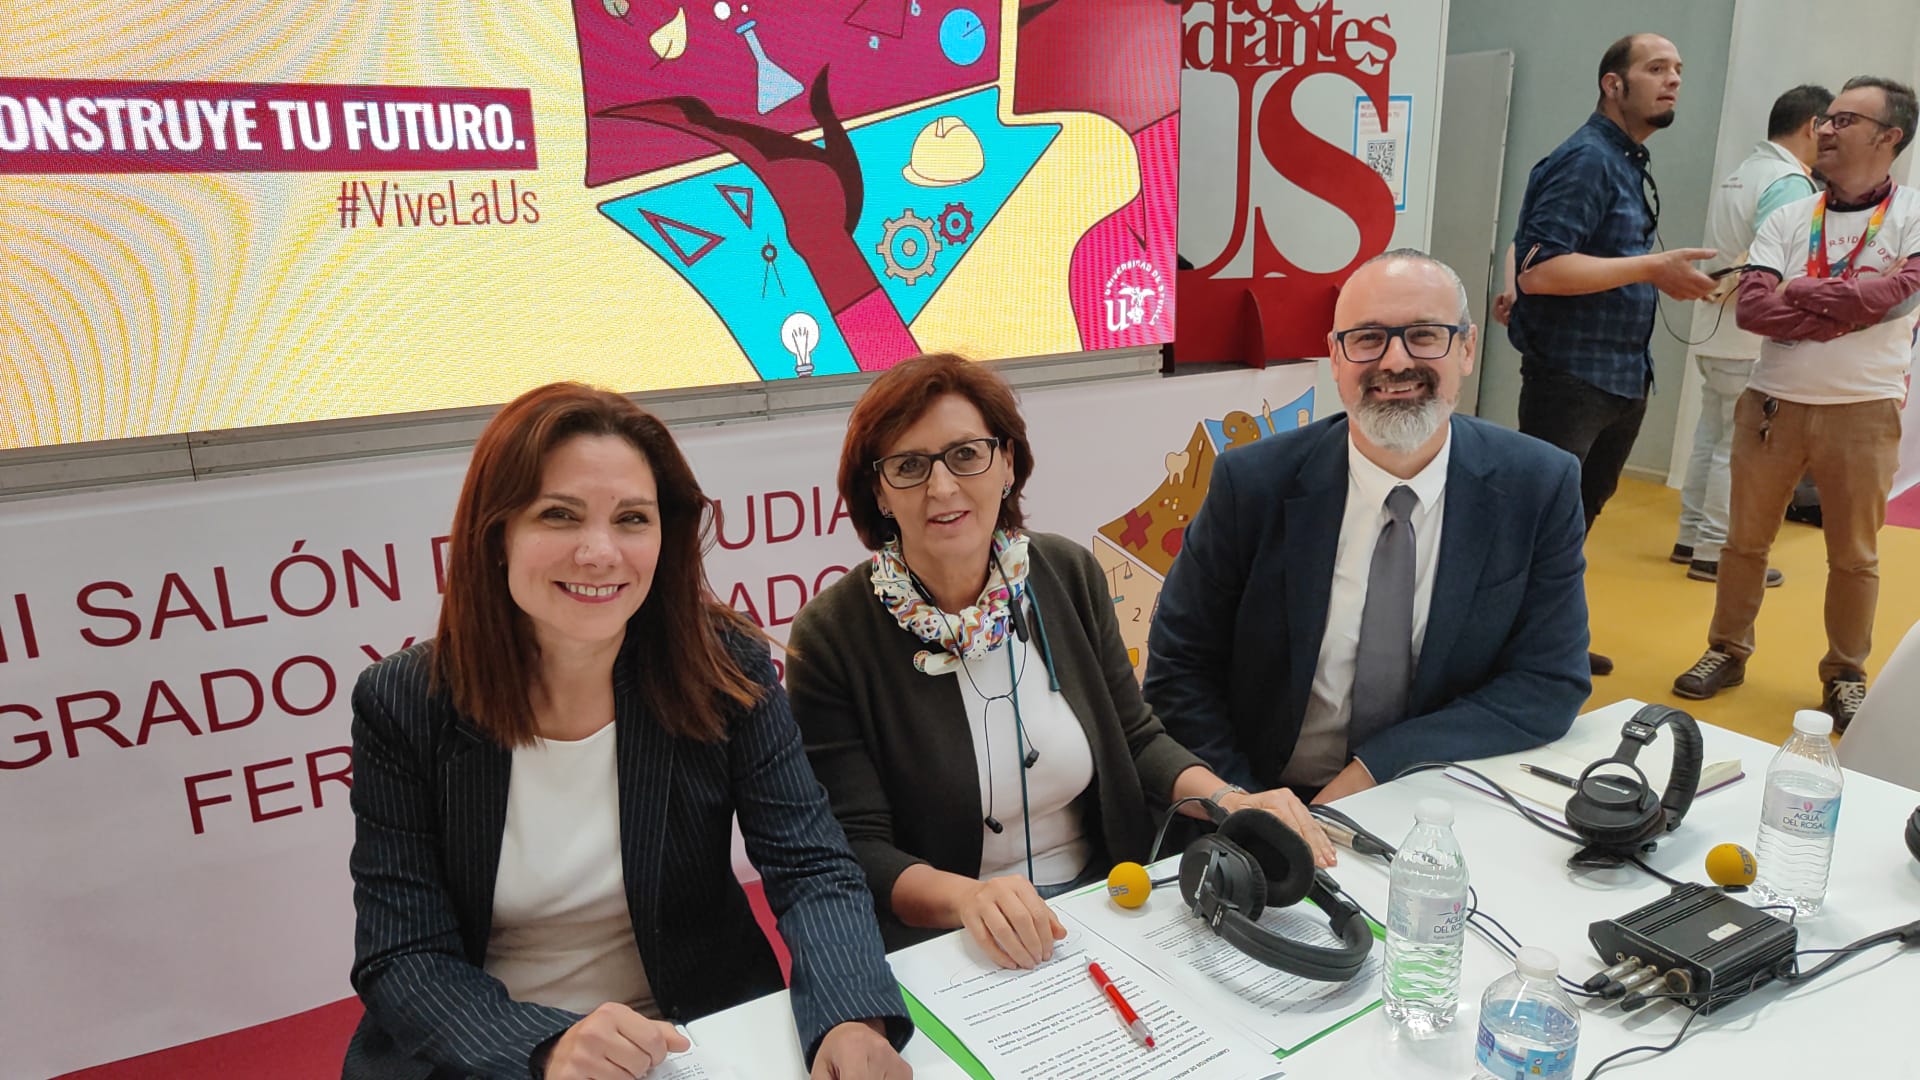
[1284,430,1451,788]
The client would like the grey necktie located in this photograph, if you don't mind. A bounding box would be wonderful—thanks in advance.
[1349,484,1418,749]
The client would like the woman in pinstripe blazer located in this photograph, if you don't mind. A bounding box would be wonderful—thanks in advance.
[345,384,910,1080]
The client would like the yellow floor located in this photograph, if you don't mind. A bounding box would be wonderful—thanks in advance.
[1586,478,1920,746]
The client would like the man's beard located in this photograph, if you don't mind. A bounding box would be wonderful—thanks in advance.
[1350,366,1452,453]
[1646,105,1677,129]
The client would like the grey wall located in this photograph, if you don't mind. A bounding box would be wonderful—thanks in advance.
[1447,0,1736,475]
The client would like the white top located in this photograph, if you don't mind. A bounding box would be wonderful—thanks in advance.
[1746,183,1920,403]
[958,617,1097,886]
[483,721,657,1016]
[1289,430,1451,788]
[1693,140,1815,361]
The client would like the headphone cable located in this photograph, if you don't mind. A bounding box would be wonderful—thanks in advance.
[955,621,1037,880]
[1147,796,1216,864]
[1323,801,1608,1001]
[1007,637,1036,885]
[1388,761,1588,845]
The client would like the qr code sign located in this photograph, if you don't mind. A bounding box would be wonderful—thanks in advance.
[1365,139,1396,179]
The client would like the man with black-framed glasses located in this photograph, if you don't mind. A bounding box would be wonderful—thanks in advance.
[1673,75,1920,733]
[1508,32,1718,677]
[1672,84,1831,589]
[1146,250,1590,806]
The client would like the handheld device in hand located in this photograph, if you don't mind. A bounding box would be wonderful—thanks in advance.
[1709,263,1755,280]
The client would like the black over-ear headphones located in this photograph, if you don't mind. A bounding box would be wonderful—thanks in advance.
[1178,808,1374,982]
[1905,807,1920,864]
[1563,704,1704,859]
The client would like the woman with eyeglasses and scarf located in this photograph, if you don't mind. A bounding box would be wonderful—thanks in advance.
[785,354,1335,970]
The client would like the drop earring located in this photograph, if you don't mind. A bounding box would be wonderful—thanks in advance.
[1001,484,1012,499]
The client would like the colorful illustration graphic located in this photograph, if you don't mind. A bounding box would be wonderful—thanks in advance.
[0,1,1179,449]
[575,0,1181,377]
[1095,388,1315,679]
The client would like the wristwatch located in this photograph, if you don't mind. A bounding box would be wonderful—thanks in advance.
[1209,783,1247,805]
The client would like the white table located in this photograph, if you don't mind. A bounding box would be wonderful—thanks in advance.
[683,990,970,1079]
[693,709,1920,1077]
[1287,711,1920,1079]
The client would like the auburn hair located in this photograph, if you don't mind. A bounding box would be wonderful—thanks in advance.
[433,382,763,745]
[836,353,1033,550]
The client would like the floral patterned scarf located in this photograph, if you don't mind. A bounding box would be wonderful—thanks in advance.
[870,529,1031,676]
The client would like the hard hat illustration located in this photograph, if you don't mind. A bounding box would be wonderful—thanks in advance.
[902,116,985,187]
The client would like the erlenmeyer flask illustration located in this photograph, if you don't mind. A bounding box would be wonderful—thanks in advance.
[735,20,804,115]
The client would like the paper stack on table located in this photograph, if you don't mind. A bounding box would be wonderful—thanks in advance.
[890,910,1287,1080]
[1052,886,1382,1056]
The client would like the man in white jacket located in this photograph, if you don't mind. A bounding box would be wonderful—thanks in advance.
[1671,84,1831,585]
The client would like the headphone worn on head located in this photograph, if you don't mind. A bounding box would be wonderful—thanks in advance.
[1563,704,1704,860]
[1177,807,1374,982]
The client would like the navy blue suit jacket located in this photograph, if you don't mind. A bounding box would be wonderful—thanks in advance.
[343,631,908,1080]
[1142,414,1591,789]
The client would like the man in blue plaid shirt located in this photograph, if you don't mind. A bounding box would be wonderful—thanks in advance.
[1508,32,1719,676]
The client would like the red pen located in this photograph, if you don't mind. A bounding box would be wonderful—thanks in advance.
[1087,961,1156,1049]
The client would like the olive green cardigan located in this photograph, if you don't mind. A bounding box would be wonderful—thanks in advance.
[785,531,1204,949]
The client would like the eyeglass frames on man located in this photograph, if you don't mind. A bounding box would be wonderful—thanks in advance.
[1819,110,1891,132]
[1332,323,1467,364]
[872,437,1001,489]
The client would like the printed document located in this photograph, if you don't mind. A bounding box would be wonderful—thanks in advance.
[1056,886,1382,1053]
[890,912,1285,1080]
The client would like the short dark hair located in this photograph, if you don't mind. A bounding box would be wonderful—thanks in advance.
[837,353,1033,550]
[1596,34,1640,98]
[1768,84,1834,138]
[1843,75,1918,154]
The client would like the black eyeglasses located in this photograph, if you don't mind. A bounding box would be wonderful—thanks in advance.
[1819,111,1890,132]
[1759,395,1779,444]
[873,436,1000,489]
[1333,323,1467,364]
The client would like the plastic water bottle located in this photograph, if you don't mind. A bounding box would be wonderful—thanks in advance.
[1383,797,1468,1032]
[1474,946,1579,1080]
[1750,709,1843,916]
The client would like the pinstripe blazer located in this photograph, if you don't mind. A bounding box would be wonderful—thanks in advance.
[343,630,909,1080]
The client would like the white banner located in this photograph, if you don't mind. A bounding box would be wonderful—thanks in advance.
[0,364,1317,1076]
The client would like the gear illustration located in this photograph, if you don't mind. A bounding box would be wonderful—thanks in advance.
[877,209,944,286]
[937,201,975,245]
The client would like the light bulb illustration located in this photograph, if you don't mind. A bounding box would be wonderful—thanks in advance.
[781,312,820,376]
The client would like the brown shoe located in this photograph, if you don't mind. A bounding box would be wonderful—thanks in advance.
[1686,559,1784,587]
[1823,675,1867,735]
[1589,651,1614,676]
[1673,649,1745,699]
